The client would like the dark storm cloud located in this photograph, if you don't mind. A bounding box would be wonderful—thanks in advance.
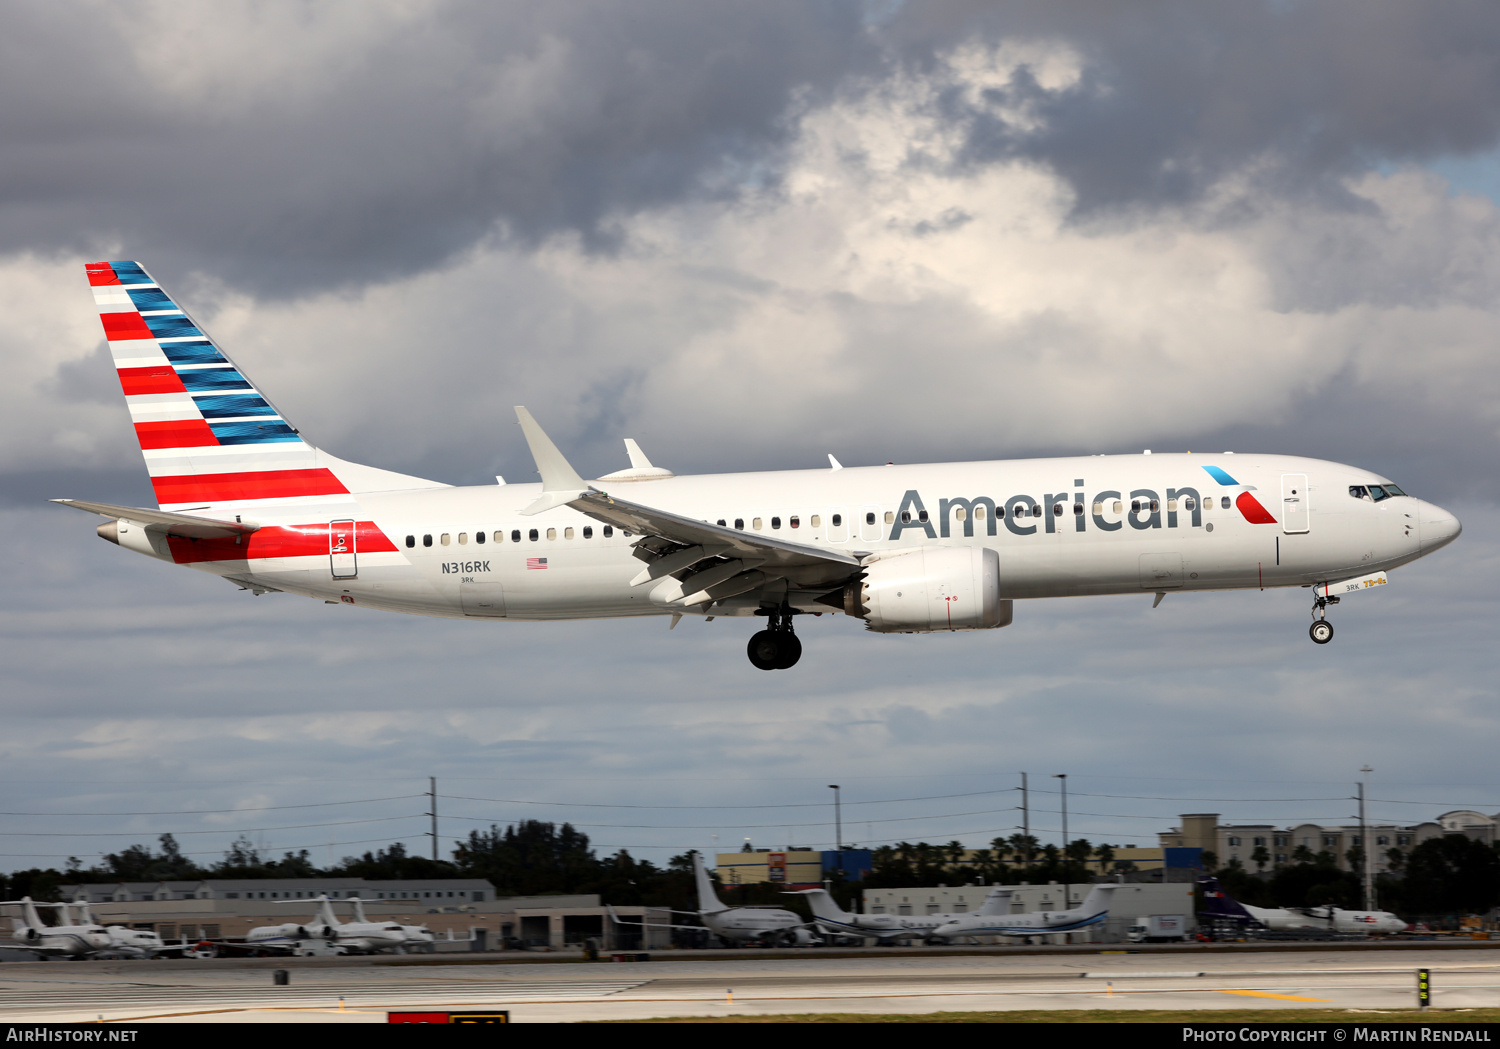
[886,1,1500,213]
[0,2,875,296]
[10,3,1500,300]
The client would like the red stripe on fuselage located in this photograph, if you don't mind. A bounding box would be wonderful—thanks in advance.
[100,312,153,340]
[152,468,349,505]
[118,365,187,396]
[168,521,398,564]
[1236,491,1278,525]
[134,419,219,449]
[86,263,121,287]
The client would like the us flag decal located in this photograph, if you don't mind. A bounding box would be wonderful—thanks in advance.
[526,557,549,570]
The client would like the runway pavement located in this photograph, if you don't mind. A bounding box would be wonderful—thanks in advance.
[1,946,1497,1023]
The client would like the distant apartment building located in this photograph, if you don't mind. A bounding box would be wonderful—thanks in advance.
[1158,811,1498,874]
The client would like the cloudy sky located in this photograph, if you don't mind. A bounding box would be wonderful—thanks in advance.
[2,1,1498,877]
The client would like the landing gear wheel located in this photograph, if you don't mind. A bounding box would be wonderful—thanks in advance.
[1309,620,1334,644]
[774,632,802,669]
[748,630,780,670]
[746,601,803,670]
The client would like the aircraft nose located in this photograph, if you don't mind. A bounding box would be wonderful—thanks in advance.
[1419,501,1462,554]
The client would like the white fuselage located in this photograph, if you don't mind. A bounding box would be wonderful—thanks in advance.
[1246,904,1407,934]
[123,453,1460,623]
[701,906,804,943]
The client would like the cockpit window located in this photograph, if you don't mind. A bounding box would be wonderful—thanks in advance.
[1368,485,1389,502]
[1384,484,1407,497]
[1350,486,1370,500]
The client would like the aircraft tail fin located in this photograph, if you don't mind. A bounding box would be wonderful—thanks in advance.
[791,889,851,923]
[1074,883,1120,917]
[978,886,1015,916]
[85,261,444,512]
[692,852,728,914]
[1197,876,1257,922]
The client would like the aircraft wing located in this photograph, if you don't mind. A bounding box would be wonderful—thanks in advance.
[572,489,862,572]
[605,905,711,934]
[513,408,863,608]
[51,499,259,540]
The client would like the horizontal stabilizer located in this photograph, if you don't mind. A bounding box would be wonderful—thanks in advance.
[51,499,259,539]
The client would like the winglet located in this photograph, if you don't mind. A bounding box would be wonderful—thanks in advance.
[828,454,843,470]
[514,407,589,515]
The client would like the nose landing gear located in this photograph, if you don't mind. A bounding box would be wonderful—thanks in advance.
[747,603,802,670]
[1309,593,1339,644]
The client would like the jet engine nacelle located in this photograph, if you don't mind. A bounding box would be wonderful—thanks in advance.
[842,547,1011,633]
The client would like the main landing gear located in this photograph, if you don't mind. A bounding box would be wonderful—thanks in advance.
[1309,593,1339,644]
[748,604,802,670]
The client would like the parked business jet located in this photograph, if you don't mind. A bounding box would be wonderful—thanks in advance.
[348,897,436,953]
[0,897,112,958]
[791,885,1013,942]
[57,261,1463,668]
[926,883,1120,942]
[1199,877,1407,935]
[237,895,411,955]
[64,900,172,958]
[609,852,808,946]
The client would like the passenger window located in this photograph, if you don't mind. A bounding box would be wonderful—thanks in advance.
[529,529,539,541]
[1166,499,1178,512]
[440,533,451,546]
[771,516,781,529]
[423,534,433,547]
[511,530,521,543]
[810,515,820,527]
[790,516,800,528]
[405,535,415,548]
[1131,500,1141,514]
[1184,497,1196,511]
[865,512,875,525]
[1016,505,1027,518]
[753,517,763,530]
[734,518,744,530]
[1052,503,1063,517]
[564,527,574,539]
[546,528,557,540]
[475,531,485,545]
[884,511,894,525]
[717,519,726,526]
[832,514,842,526]
[900,511,911,523]
[583,526,593,538]
[1092,502,1103,515]
[603,525,614,537]
[954,508,967,521]
[918,509,929,522]
[494,530,504,543]
[1073,502,1083,515]
[458,532,468,545]
[974,506,985,519]
[1221,496,1231,509]
[1150,500,1159,512]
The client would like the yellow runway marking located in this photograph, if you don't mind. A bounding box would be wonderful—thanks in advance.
[1216,990,1327,1002]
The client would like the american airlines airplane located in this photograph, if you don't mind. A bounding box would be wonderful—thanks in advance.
[57,261,1463,669]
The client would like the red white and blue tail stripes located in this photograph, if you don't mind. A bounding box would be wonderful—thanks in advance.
[88,261,350,512]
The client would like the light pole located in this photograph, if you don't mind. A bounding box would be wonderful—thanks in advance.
[1054,773,1069,907]
[829,785,843,879]
[1359,765,1373,910]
